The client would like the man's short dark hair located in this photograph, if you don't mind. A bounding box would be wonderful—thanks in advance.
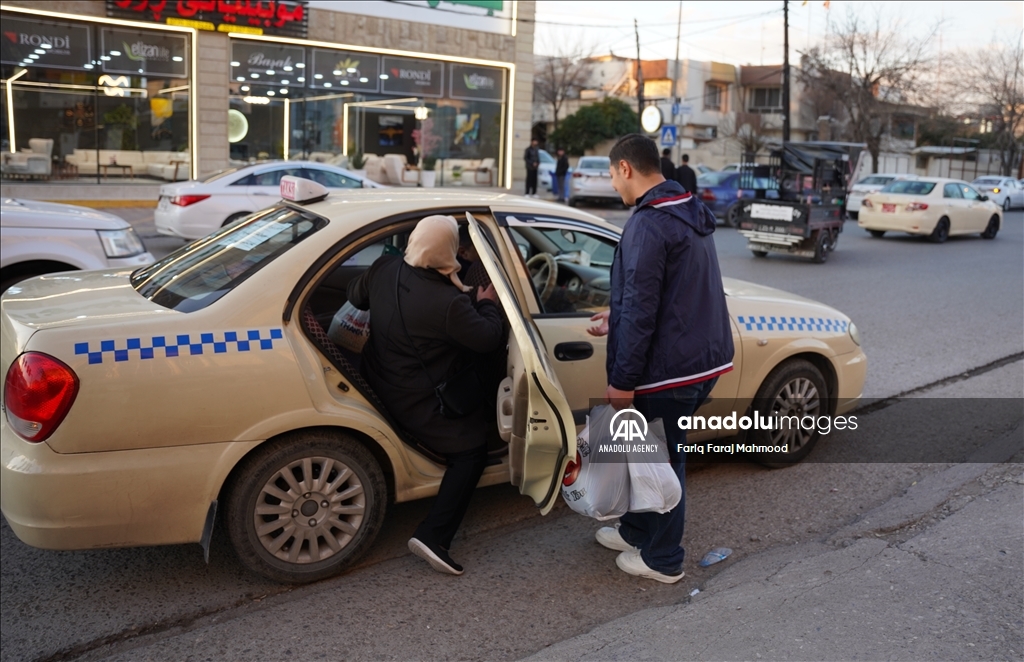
[609,134,660,176]
[682,154,690,163]
[662,148,671,157]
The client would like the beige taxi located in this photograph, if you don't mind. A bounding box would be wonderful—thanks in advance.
[1,179,866,583]
[858,177,1002,242]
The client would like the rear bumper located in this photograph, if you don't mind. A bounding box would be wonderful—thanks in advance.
[857,210,934,234]
[0,417,258,550]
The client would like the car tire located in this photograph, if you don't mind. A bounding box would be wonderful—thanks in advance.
[928,217,950,244]
[745,359,829,468]
[724,203,741,228]
[568,197,578,207]
[981,215,999,240]
[751,250,769,258]
[1003,197,1011,212]
[868,230,885,238]
[223,212,251,228]
[225,430,387,584]
[812,230,830,264]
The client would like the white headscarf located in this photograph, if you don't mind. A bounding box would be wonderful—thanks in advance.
[403,215,472,292]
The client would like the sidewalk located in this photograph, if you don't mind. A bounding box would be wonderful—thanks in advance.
[524,429,1024,661]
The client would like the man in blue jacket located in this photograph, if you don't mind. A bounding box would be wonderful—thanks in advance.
[588,133,734,583]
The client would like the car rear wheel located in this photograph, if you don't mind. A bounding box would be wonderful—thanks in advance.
[746,359,829,467]
[751,250,768,258]
[812,229,834,264]
[868,230,885,238]
[225,430,387,584]
[724,203,741,228]
[1003,198,1011,211]
[568,197,578,207]
[223,211,251,227]
[928,217,950,244]
[981,215,999,240]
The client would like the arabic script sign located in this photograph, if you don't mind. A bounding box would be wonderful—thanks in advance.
[106,0,309,39]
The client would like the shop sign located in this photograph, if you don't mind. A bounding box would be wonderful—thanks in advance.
[231,41,305,88]
[310,48,379,92]
[380,56,443,98]
[309,1,512,36]
[106,0,309,39]
[101,29,188,78]
[0,16,92,71]
[449,63,505,102]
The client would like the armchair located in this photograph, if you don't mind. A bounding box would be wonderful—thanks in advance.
[1,138,54,179]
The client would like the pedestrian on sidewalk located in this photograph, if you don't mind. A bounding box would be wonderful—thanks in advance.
[554,147,571,202]
[524,139,540,197]
[675,153,698,195]
[588,134,734,583]
[660,148,676,181]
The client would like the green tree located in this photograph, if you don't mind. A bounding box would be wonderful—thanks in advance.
[549,98,638,155]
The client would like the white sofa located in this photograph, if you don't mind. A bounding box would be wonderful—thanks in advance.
[65,149,190,180]
[1,138,53,179]
[436,157,496,186]
[383,154,419,186]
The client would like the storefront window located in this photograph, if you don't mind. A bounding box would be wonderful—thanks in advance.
[0,14,191,184]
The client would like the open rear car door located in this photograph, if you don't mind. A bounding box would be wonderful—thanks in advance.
[467,213,576,514]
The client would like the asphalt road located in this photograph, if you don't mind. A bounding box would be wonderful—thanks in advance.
[1,205,1021,661]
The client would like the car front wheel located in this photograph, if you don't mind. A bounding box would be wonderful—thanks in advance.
[981,215,999,239]
[225,430,387,584]
[1003,198,1011,211]
[928,217,950,244]
[745,359,829,467]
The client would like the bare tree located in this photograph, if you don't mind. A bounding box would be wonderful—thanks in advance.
[798,8,936,172]
[533,39,594,138]
[719,112,775,157]
[959,35,1024,176]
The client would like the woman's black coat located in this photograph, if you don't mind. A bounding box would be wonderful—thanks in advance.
[347,255,505,454]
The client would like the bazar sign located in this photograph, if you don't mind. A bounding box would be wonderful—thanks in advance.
[106,0,309,39]
[231,41,305,87]
[102,28,188,78]
[381,56,443,97]
[310,48,379,92]
[0,16,92,70]
[449,63,505,102]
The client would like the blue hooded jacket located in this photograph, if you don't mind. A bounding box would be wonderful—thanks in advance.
[607,179,735,394]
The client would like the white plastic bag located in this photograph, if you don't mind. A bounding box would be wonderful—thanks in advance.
[327,301,370,353]
[626,418,681,514]
[561,405,630,520]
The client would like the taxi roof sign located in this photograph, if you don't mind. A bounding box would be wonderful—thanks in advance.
[280,176,328,204]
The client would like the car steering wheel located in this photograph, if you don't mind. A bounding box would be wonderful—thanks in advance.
[526,253,558,303]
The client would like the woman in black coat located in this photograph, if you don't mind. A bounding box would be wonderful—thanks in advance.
[347,215,504,575]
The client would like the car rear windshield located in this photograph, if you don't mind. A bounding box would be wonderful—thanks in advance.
[131,206,325,312]
[698,172,734,186]
[880,180,936,195]
[973,177,1001,185]
[577,157,610,170]
[857,175,895,186]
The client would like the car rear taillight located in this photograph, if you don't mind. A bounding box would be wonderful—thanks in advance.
[700,189,717,202]
[862,199,873,208]
[170,194,210,207]
[572,172,584,178]
[562,451,582,486]
[906,202,928,212]
[3,352,79,442]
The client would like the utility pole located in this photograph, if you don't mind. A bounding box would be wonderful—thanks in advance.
[782,0,791,144]
[671,1,682,161]
[635,18,644,134]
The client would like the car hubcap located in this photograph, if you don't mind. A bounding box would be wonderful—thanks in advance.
[768,377,821,450]
[253,456,365,564]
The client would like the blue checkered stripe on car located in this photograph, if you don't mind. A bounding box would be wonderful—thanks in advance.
[737,316,848,333]
[74,329,284,365]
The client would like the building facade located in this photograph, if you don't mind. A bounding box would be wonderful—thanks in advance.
[1,1,535,190]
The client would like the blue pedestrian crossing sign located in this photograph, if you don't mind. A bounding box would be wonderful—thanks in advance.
[660,125,677,147]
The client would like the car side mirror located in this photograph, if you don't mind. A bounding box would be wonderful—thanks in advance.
[979,195,988,201]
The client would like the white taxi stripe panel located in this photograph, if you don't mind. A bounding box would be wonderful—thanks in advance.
[74,329,284,365]
[736,316,848,333]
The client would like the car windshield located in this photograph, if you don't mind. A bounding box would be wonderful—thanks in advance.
[131,206,324,312]
[857,176,895,186]
[880,180,937,195]
[538,150,555,164]
[198,167,245,184]
[698,172,734,186]
[577,157,610,170]
[973,178,1001,185]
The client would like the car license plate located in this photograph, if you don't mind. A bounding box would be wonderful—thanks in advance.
[882,203,896,213]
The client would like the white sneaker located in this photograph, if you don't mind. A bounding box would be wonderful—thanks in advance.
[615,549,685,584]
[595,525,636,552]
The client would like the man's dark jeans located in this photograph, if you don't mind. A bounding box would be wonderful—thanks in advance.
[618,377,717,575]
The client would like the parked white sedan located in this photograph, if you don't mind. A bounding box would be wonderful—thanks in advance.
[1,198,153,293]
[155,161,382,240]
[971,176,1024,211]
[568,156,619,207]
[858,178,1002,243]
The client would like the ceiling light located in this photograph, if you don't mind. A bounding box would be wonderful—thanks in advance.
[266,70,275,75]
[279,88,288,94]
[100,55,110,61]
[231,61,240,67]
[243,96,270,104]
[267,90,275,96]
[240,85,249,91]
[333,69,342,76]
[110,50,121,56]
[297,77,305,82]
[340,80,349,85]
[359,77,368,83]
[283,66,293,72]
[251,73,259,78]
[34,49,45,54]
[347,67,357,73]
[281,79,289,84]
[379,74,389,80]
[40,43,52,49]
[295,62,304,68]
[314,73,323,79]
[236,76,245,81]
[323,82,332,87]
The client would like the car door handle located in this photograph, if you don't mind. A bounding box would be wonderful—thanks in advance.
[252,191,273,196]
[554,342,593,361]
